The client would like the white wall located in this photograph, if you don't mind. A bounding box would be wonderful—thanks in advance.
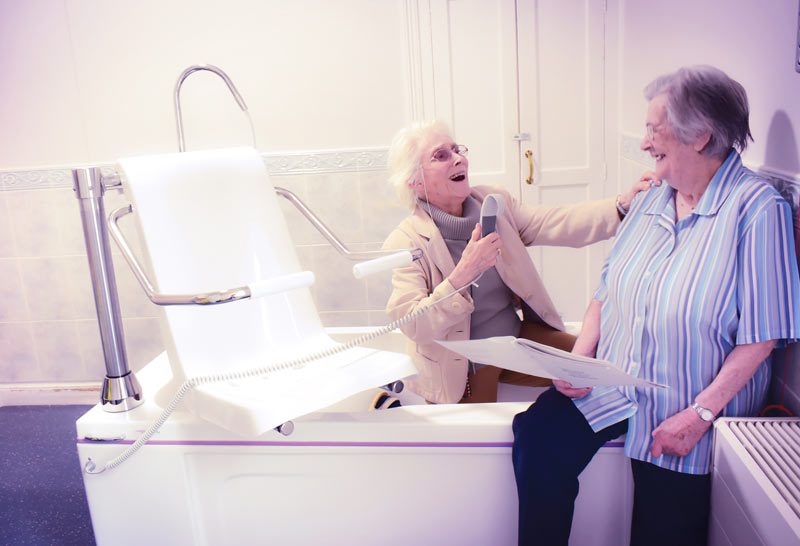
[617,0,800,176]
[0,0,409,168]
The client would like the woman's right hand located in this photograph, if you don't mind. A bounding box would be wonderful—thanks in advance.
[553,379,592,399]
[448,223,502,290]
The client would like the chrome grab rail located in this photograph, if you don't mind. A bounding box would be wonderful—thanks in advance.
[173,64,256,152]
[107,204,313,306]
[275,186,422,262]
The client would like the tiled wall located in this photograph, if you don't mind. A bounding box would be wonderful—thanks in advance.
[0,152,411,388]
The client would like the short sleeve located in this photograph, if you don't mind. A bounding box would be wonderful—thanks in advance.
[592,257,611,303]
[736,197,800,347]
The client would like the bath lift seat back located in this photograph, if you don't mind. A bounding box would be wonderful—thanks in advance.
[115,146,416,437]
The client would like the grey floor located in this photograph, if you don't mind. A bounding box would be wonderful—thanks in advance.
[0,405,96,546]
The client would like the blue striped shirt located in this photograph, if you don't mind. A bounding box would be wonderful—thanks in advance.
[574,151,800,474]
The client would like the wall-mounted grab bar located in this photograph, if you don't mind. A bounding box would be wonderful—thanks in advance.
[174,64,257,152]
[275,187,421,262]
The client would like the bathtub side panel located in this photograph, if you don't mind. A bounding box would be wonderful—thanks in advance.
[185,447,517,545]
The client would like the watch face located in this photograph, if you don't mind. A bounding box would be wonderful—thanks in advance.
[694,403,714,422]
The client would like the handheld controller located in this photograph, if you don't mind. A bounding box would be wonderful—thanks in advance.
[479,194,505,237]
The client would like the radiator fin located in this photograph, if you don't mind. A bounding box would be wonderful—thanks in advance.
[728,419,800,520]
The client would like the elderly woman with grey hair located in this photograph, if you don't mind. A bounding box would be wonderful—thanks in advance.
[512,65,800,546]
[381,120,652,406]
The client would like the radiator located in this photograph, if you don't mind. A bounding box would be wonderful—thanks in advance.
[710,417,800,546]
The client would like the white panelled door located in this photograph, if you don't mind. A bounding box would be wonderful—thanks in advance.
[408,0,609,321]
[423,0,522,196]
[516,0,609,321]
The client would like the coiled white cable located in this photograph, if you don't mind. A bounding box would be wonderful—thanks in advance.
[84,278,478,475]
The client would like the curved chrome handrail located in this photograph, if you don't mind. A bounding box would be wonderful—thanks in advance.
[173,64,256,152]
[275,186,413,262]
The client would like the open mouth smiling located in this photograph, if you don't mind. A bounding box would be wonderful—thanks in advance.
[449,173,466,182]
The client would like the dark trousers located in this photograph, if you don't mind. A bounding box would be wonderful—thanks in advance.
[512,387,711,546]
[629,459,711,546]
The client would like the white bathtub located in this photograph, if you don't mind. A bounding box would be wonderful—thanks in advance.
[77,328,632,546]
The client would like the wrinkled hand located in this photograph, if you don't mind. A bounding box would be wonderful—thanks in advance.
[650,408,712,458]
[448,224,503,290]
[618,171,662,212]
[553,379,592,399]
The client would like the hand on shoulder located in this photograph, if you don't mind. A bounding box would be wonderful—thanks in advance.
[617,171,662,215]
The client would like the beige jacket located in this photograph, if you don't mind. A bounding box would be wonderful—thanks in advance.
[383,186,620,403]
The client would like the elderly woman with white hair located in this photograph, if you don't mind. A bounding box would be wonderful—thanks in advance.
[512,65,800,546]
[381,120,652,406]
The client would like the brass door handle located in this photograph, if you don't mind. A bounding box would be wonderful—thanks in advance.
[524,150,534,184]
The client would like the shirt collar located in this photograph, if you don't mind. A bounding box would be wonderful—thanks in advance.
[694,150,741,216]
[643,150,742,219]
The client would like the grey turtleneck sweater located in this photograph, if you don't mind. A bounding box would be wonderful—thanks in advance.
[420,197,522,358]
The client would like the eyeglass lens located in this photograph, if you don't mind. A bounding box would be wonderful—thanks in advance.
[431,145,468,162]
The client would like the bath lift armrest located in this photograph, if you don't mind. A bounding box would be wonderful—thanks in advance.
[108,205,314,305]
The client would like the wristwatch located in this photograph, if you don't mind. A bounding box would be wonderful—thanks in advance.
[615,194,629,219]
[691,401,716,422]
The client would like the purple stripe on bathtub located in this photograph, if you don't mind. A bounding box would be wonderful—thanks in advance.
[77,438,625,449]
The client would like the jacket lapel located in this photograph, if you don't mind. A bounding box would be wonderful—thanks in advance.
[410,206,457,279]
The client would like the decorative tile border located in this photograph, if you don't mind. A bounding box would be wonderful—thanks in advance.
[263,148,388,175]
[0,168,74,191]
[0,147,390,191]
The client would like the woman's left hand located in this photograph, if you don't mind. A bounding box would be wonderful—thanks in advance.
[618,171,662,213]
[553,379,593,399]
[649,408,712,458]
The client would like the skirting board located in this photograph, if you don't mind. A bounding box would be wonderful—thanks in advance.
[0,382,102,407]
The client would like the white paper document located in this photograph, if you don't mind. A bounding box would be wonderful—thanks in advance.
[436,336,665,389]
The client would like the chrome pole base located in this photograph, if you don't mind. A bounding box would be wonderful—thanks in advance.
[101,372,144,413]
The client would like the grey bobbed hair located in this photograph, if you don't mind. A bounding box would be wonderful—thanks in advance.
[388,120,453,209]
[644,65,752,159]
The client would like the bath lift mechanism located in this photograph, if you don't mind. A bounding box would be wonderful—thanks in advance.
[74,65,453,470]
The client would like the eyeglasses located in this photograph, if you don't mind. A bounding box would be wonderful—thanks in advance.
[430,144,469,163]
[646,123,665,141]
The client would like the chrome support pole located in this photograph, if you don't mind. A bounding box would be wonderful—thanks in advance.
[73,167,143,412]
